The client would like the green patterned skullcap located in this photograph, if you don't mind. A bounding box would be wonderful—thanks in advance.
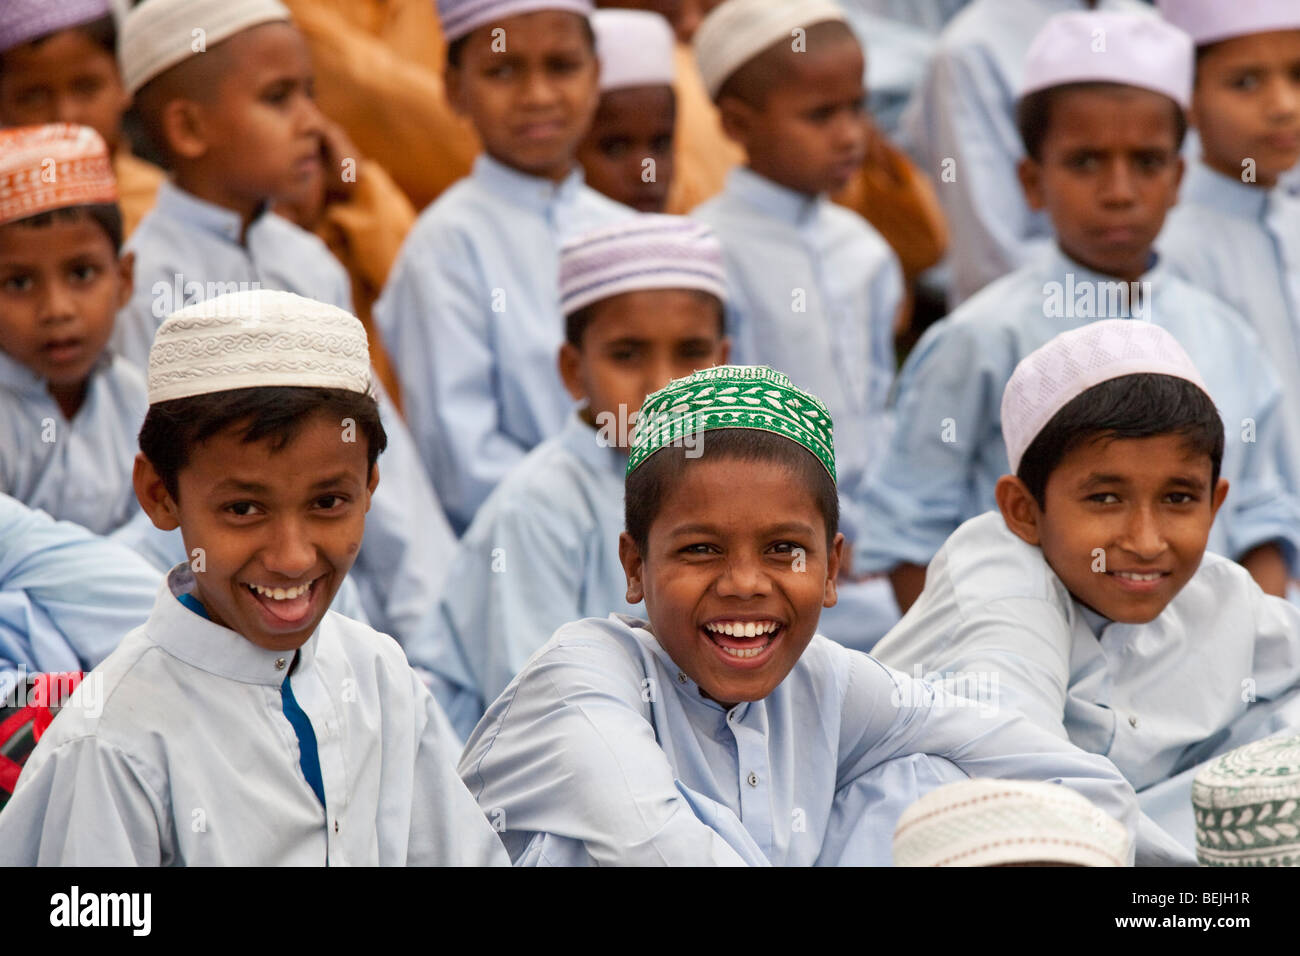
[1193,734,1300,867]
[626,365,836,480]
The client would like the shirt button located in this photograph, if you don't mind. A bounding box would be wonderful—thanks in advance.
[334,820,340,833]
[1129,714,1138,728]
[676,672,687,684]
[747,772,758,788]
[275,658,287,670]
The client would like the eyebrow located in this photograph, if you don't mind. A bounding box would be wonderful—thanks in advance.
[210,472,359,495]
[1078,473,1207,490]
[667,521,817,538]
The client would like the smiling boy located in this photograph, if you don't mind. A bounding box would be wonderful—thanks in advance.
[859,10,1300,613]
[376,0,626,532]
[457,364,1140,866]
[873,320,1300,863]
[0,290,508,866]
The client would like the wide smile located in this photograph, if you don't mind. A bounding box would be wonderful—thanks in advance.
[241,573,326,632]
[1105,569,1171,594]
[700,618,784,669]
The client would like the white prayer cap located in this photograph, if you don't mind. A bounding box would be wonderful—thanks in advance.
[1001,319,1210,475]
[693,0,848,100]
[1194,734,1300,867]
[0,0,110,54]
[892,778,1130,867]
[119,0,292,96]
[593,9,676,92]
[559,215,726,317]
[1158,0,1300,48]
[1019,11,1194,110]
[437,0,593,44]
[147,290,371,405]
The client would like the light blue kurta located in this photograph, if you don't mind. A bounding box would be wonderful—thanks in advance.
[373,155,628,533]
[857,245,1300,575]
[849,0,972,33]
[0,564,510,866]
[458,612,1140,865]
[898,0,1148,304]
[1159,162,1300,484]
[426,413,639,741]
[873,511,1300,862]
[0,494,160,702]
[0,350,147,535]
[113,179,456,665]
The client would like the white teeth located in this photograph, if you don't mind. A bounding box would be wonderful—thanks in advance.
[704,621,780,638]
[250,580,314,600]
[1115,571,1162,582]
[720,643,769,659]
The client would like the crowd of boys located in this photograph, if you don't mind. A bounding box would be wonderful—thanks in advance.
[0,0,1299,868]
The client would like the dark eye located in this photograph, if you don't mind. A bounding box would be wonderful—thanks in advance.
[1135,153,1169,173]
[485,61,515,80]
[263,82,293,105]
[1230,72,1260,91]
[1087,492,1120,505]
[680,543,715,555]
[547,56,583,76]
[599,137,631,159]
[226,501,263,517]
[314,494,346,511]
[72,75,106,97]
[650,134,673,154]
[1,274,34,293]
[770,541,801,555]
[1067,153,1099,171]
[1165,492,1196,505]
[69,263,100,284]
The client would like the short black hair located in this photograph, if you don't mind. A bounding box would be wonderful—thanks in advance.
[1016,373,1224,509]
[446,15,597,68]
[138,387,387,502]
[1016,82,1189,162]
[0,14,116,73]
[3,204,124,254]
[716,19,859,108]
[624,428,839,554]
[565,289,725,346]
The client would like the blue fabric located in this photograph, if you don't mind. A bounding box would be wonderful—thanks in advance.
[281,667,327,812]
[175,592,209,620]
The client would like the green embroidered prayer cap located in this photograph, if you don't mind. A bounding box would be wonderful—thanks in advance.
[627,365,836,480]
[1193,734,1300,867]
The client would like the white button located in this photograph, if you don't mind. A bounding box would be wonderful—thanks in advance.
[275,658,287,670]
[676,672,687,684]
[747,772,758,787]
[1128,714,1138,728]
[728,711,736,721]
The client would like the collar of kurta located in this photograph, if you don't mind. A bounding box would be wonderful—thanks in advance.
[559,412,628,480]
[471,153,589,215]
[1182,160,1273,222]
[725,165,822,228]
[152,179,271,246]
[0,346,113,405]
[150,562,320,686]
[1040,243,1167,307]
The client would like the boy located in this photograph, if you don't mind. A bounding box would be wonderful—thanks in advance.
[428,215,729,739]
[689,0,904,649]
[0,123,145,535]
[892,778,1131,866]
[374,0,627,533]
[1155,0,1300,482]
[860,11,1300,612]
[576,8,677,212]
[0,290,509,866]
[457,364,1140,866]
[873,320,1300,863]
[114,0,459,666]
[0,0,164,237]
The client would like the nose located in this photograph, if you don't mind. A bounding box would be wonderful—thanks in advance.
[52,93,83,126]
[1265,73,1300,120]
[835,111,869,153]
[1118,505,1168,562]
[296,92,325,140]
[261,516,317,579]
[520,67,562,109]
[1100,159,1138,207]
[38,277,76,327]
[714,550,773,600]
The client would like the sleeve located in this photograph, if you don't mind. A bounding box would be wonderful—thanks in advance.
[836,651,1139,861]
[855,318,1004,571]
[0,736,166,865]
[458,639,763,866]
[374,225,530,531]
[1248,585,1300,703]
[903,42,1050,301]
[406,676,511,866]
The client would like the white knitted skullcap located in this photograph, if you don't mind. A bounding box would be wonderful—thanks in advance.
[1020,10,1194,110]
[120,0,292,96]
[693,0,848,100]
[593,9,676,92]
[436,0,593,44]
[1158,0,1300,47]
[1001,319,1210,475]
[1194,734,1300,867]
[559,215,726,316]
[147,290,371,404]
[893,778,1131,867]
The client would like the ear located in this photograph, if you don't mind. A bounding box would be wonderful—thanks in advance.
[618,531,646,604]
[995,474,1043,547]
[823,532,844,609]
[1209,477,1229,521]
[365,462,380,511]
[558,341,586,404]
[115,251,135,311]
[444,63,469,118]
[716,93,755,149]
[716,336,731,366]
[133,452,180,531]
[1017,155,1045,211]
[1168,152,1186,206]
[160,97,210,161]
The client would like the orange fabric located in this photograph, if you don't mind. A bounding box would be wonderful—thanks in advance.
[114,148,164,239]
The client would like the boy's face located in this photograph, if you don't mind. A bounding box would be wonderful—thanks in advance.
[0,29,129,153]
[1018,87,1184,282]
[576,85,675,211]
[1192,30,1300,188]
[1000,433,1227,624]
[619,455,842,709]
[559,288,727,443]
[175,23,324,208]
[133,411,379,653]
[447,11,600,183]
[0,215,129,394]
[720,35,868,197]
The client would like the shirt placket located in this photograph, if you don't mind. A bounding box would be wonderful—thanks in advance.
[726,704,774,859]
[292,664,349,866]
